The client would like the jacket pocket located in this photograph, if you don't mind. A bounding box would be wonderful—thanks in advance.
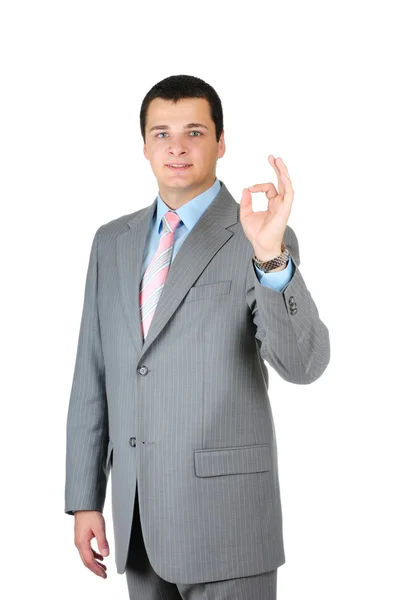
[194,443,271,477]
[184,279,231,303]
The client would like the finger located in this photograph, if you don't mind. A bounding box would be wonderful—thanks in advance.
[268,154,278,172]
[246,183,275,194]
[97,539,109,557]
[78,541,108,578]
[276,156,291,179]
[268,155,282,178]
[240,188,253,221]
[268,155,286,197]
[93,559,107,577]
[247,183,279,205]
[275,157,293,197]
[270,155,290,180]
[94,524,110,557]
[93,549,108,567]
[280,172,294,209]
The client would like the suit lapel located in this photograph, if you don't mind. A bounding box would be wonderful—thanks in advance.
[116,180,239,362]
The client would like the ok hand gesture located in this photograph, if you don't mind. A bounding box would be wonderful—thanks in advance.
[240,155,294,261]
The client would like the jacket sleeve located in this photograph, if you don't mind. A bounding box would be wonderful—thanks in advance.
[64,226,110,515]
[245,224,330,384]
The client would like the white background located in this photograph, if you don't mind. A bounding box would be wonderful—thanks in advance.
[1,1,397,598]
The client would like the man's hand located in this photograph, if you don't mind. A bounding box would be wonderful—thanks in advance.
[74,510,110,579]
[240,155,295,261]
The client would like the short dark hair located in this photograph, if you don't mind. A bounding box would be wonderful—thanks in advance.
[140,74,224,143]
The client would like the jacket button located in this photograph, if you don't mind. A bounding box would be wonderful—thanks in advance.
[138,366,148,375]
[129,437,136,447]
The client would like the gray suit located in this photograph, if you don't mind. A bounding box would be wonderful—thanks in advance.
[65,180,330,584]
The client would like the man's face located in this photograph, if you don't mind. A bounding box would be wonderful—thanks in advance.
[143,97,225,201]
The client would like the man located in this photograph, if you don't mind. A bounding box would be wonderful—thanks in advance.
[65,74,330,599]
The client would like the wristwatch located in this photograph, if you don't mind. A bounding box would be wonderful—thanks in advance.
[253,242,290,273]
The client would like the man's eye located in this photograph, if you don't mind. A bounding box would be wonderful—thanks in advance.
[156,131,202,138]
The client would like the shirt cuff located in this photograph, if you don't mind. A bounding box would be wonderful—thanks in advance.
[253,256,295,292]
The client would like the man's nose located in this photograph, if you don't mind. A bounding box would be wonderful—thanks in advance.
[168,149,188,156]
[168,135,189,154]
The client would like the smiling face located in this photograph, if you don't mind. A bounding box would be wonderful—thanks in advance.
[143,97,225,207]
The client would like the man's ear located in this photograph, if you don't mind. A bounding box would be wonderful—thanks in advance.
[218,131,226,159]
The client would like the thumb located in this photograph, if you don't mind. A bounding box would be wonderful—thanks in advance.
[94,526,110,556]
[240,188,252,221]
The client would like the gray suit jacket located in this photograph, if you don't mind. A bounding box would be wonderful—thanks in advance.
[64,180,330,583]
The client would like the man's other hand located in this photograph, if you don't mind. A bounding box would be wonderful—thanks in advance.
[74,510,110,579]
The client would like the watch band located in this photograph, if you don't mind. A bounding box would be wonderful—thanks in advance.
[253,242,290,273]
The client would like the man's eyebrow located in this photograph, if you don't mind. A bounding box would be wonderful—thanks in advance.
[149,122,209,133]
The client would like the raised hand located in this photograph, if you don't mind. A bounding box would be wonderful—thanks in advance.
[240,155,294,261]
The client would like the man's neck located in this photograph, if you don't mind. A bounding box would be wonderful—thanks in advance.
[158,176,216,210]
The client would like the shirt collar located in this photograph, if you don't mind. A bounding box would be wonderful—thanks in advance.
[154,177,221,234]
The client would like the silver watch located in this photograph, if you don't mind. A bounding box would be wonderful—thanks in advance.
[253,243,290,273]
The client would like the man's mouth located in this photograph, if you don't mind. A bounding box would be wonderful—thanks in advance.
[165,163,193,171]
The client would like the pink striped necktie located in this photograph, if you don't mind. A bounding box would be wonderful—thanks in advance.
[139,210,181,340]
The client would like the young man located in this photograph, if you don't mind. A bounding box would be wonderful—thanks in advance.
[65,74,330,599]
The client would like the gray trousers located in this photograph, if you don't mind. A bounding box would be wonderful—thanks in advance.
[125,491,278,600]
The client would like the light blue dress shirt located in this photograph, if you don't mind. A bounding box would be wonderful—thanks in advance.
[140,177,294,293]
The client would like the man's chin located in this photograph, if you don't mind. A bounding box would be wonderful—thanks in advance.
[159,176,197,189]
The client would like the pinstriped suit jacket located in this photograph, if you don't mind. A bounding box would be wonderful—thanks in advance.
[64,180,330,583]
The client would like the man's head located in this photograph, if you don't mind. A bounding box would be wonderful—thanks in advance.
[140,74,226,206]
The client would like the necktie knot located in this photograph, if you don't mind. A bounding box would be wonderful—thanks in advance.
[162,210,181,234]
